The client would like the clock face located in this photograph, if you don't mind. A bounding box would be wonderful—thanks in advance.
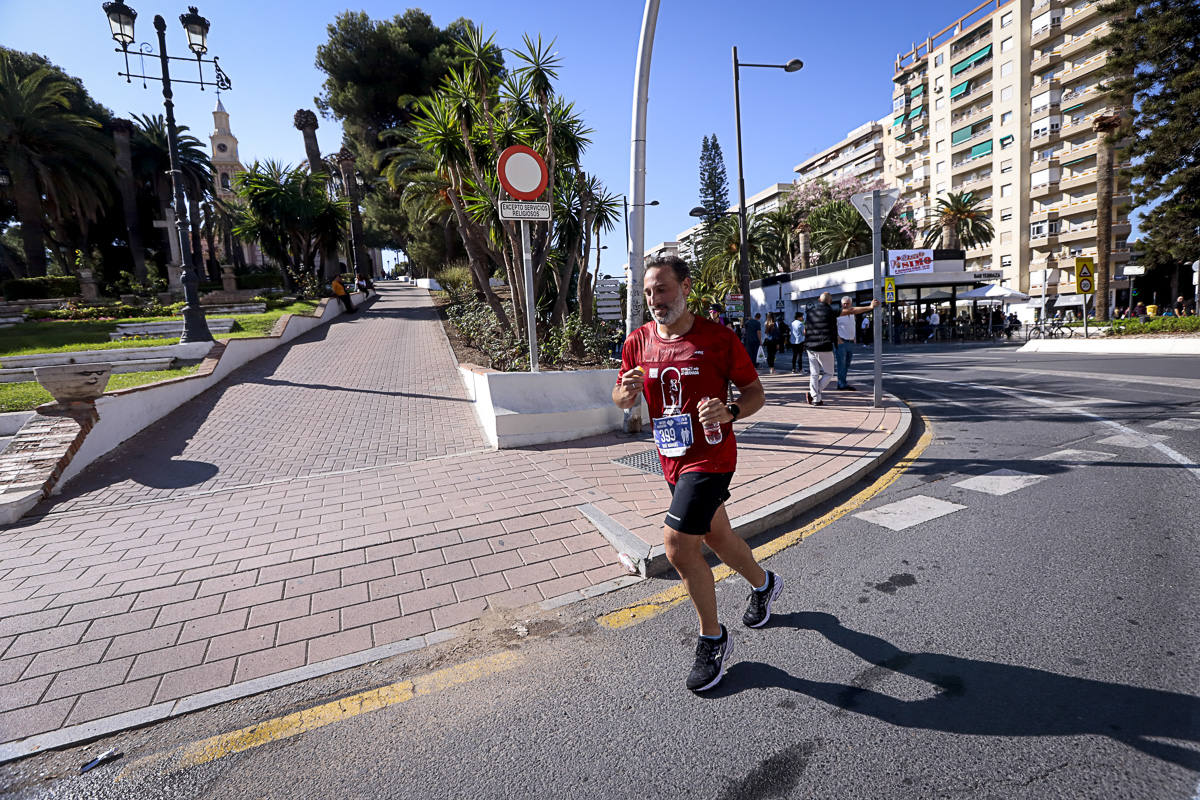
[217,143,228,153]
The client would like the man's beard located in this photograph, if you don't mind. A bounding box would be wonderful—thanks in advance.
[652,293,687,325]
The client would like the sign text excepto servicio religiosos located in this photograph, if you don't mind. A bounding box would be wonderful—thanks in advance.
[887,249,935,276]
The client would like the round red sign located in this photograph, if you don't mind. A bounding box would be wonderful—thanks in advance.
[497,145,549,201]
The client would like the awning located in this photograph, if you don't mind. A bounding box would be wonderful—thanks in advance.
[1050,293,1092,307]
[893,115,906,127]
[950,80,970,99]
[1062,155,1089,166]
[1062,102,1084,112]
[952,43,993,75]
[999,134,1014,146]
[907,104,925,119]
[911,123,925,133]
[896,131,909,140]
[910,85,924,99]
[969,139,994,159]
[952,124,974,144]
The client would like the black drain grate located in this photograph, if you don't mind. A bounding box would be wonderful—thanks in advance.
[739,421,800,438]
[612,448,663,476]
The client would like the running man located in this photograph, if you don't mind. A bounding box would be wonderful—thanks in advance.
[612,255,782,693]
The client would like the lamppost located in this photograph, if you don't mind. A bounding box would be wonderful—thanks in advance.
[623,196,659,258]
[101,1,232,343]
[730,48,802,321]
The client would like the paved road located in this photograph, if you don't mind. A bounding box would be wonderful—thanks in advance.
[5,346,1197,799]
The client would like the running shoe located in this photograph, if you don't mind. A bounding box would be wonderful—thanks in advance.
[743,570,783,628]
[686,626,733,692]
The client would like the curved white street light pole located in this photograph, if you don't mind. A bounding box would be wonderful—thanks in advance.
[624,0,660,432]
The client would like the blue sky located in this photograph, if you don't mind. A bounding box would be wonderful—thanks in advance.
[3,0,997,274]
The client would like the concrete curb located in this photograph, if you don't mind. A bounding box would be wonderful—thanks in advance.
[0,566,644,764]
[585,397,914,577]
[1019,337,1200,355]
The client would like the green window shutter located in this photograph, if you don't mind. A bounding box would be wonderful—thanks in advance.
[1062,102,1084,112]
[907,104,924,120]
[911,123,925,133]
[999,134,1014,146]
[952,124,974,144]
[893,115,906,127]
[896,131,909,140]
[950,80,970,99]
[910,85,925,99]
[1062,155,1089,166]
[969,139,994,159]
[951,43,993,76]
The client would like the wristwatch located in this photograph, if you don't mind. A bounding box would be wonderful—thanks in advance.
[726,403,741,422]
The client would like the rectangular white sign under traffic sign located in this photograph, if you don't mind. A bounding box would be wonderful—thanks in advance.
[499,201,551,221]
[1124,265,1145,276]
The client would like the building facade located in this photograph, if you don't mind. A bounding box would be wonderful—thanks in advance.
[794,118,887,186]
[209,97,262,267]
[886,0,1128,309]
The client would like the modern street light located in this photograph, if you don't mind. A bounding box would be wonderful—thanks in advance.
[101,1,233,343]
[623,196,659,256]
[730,48,802,321]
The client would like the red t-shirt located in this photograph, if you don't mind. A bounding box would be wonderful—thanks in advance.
[619,316,759,484]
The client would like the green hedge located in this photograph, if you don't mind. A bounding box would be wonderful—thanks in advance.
[3,277,81,301]
[237,272,284,291]
[1108,316,1200,336]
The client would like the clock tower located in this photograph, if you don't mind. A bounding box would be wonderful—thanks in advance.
[210,96,242,199]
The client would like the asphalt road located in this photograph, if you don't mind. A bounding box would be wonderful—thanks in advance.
[6,344,1198,800]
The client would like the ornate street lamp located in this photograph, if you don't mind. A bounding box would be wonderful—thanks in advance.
[100,2,233,343]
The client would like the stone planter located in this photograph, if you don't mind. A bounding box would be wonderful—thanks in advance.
[33,363,112,405]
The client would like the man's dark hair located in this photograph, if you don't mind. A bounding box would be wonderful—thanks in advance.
[645,255,690,283]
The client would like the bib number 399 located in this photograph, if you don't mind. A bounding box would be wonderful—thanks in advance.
[653,413,693,458]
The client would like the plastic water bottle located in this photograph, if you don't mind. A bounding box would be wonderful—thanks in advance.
[700,397,723,445]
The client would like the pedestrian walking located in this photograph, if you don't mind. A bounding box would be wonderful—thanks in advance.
[612,255,779,693]
[763,314,781,374]
[331,274,355,314]
[741,313,763,365]
[926,307,941,341]
[789,311,806,373]
[806,293,879,405]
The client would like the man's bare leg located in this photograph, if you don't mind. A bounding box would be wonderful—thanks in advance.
[703,504,767,588]
[663,527,721,637]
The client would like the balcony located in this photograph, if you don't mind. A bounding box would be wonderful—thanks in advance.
[1031,48,1064,73]
[956,171,992,193]
[1032,21,1061,48]
[1064,52,1110,84]
[951,102,993,127]
[1030,127,1062,146]
[1059,139,1098,164]
[1030,180,1060,199]
[954,55,994,84]
[1059,23,1110,60]
[951,126,993,153]
[1061,1,1100,33]
[1029,205,1061,223]
[1030,232,1060,250]
[1059,167,1098,191]
[1031,100,1061,122]
[853,156,885,176]
[952,82,993,109]
[951,149,993,176]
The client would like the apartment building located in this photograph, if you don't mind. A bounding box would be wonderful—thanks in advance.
[794,118,887,185]
[887,0,1128,306]
[675,182,794,264]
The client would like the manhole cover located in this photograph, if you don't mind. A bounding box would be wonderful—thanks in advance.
[612,448,663,476]
[739,421,800,438]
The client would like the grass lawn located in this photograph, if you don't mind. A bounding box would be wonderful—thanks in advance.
[0,366,202,412]
[0,300,321,358]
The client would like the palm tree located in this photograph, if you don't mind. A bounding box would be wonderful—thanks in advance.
[699,213,767,286]
[922,191,994,250]
[1093,114,1122,322]
[130,113,212,273]
[687,274,736,315]
[0,55,114,276]
[761,204,801,274]
[808,201,871,262]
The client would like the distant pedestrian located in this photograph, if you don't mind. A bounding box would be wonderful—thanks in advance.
[611,255,779,693]
[789,311,806,373]
[331,274,355,314]
[834,296,876,391]
[926,307,941,341]
[806,292,879,405]
[742,312,763,364]
[763,314,781,374]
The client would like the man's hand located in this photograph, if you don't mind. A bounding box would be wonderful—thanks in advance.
[697,396,732,426]
[612,366,646,409]
[870,298,881,309]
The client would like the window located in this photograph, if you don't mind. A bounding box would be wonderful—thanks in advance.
[935,53,944,67]
[1000,208,1012,221]
[1031,221,1046,238]
[936,160,945,174]
[1001,11,1013,28]
[1001,231,1013,245]
[1001,255,1013,268]
[1001,111,1013,125]
[936,140,945,152]
[1001,37,1013,53]
[1001,86,1013,102]
[935,97,945,111]
[936,182,946,194]
[220,172,230,190]
[1000,159,1013,174]
[1048,220,1061,234]
[1000,134,1015,149]
[1001,183,1012,198]
[935,76,945,91]
[893,95,905,112]
[935,119,945,133]
[1001,61,1013,77]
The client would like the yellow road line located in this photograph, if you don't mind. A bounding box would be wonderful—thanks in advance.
[119,651,522,775]
[597,417,934,630]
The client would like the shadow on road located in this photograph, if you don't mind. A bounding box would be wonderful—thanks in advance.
[718,612,1200,771]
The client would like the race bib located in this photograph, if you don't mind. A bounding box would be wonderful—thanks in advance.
[653,413,693,458]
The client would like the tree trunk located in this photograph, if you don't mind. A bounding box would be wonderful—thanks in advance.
[110,120,147,284]
[444,176,513,336]
[188,192,205,281]
[796,222,811,270]
[1093,114,1121,323]
[7,153,46,277]
[942,218,960,251]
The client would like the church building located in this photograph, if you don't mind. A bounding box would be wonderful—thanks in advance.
[209,97,263,267]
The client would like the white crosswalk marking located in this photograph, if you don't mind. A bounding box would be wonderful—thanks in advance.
[1146,418,1200,431]
[1096,433,1169,449]
[1034,449,1118,464]
[953,469,1050,496]
[854,495,967,532]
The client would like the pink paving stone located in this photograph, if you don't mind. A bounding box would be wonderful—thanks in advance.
[516,540,570,565]
[548,550,607,578]
[22,640,109,679]
[393,549,444,576]
[431,598,487,630]
[248,596,311,628]
[306,626,373,664]
[5,621,89,659]
[258,559,314,585]
[503,561,558,590]
[469,551,523,577]
[312,551,364,574]
[156,594,223,626]
[64,676,160,725]
[486,585,541,611]
[154,658,235,702]
[0,607,67,639]
[366,572,423,601]
[419,560,475,589]
[537,573,592,601]
[276,611,340,646]
[178,608,248,644]
[196,571,259,598]
[340,597,400,630]
[130,583,198,612]
[59,595,135,625]
[310,584,368,615]
[0,674,52,713]
[105,624,183,660]
[371,612,435,646]
[398,584,455,616]
[440,540,492,564]
[490,531,538,553]
[452,573,509,603]
[282,570,340,599]
[560,531,609,554]
[43,656,133,701]
[339,560,395,587]
[206,624,277,662]
[0,697,73,741]
[233,642,307,683]
[220,582,284,612]
[0,655,32,684]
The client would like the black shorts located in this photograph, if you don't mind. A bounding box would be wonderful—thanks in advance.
[665,471,734,535]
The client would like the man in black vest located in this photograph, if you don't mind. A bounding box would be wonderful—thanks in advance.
[804,292,879,405]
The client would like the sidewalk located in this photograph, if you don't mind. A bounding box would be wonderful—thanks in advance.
[0,285,908,759]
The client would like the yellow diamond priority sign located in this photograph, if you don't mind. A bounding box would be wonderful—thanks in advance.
[1076,256,1095,295]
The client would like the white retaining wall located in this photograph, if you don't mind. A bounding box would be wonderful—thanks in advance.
[1019,337,1200,355]
[458,366,649,449]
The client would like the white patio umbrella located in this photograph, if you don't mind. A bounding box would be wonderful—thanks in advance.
[958,283,1031,302]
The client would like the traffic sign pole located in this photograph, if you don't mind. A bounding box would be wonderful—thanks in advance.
[871,190,883,409]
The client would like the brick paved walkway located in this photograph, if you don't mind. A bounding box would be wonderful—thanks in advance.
[0,288,907,753]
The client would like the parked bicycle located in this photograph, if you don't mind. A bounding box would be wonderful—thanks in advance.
[1025,320,1076,339]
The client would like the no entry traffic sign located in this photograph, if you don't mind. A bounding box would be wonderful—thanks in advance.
[497,145,549,201]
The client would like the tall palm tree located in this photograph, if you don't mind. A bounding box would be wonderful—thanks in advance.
[1093,113,1122,322]
[808,201,871,262]
[699,213,766,286]
[761,204,801,274]
[922,191,994,250]
[0,55,114,275]
[130,113,212,271]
